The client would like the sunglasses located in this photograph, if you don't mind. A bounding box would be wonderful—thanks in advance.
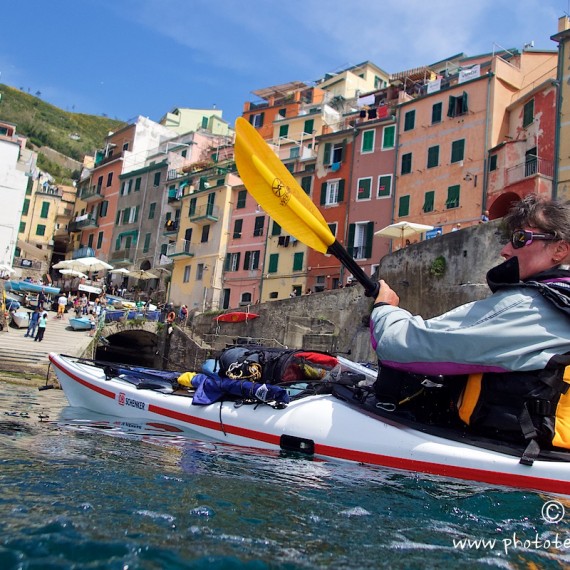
[511,229,558,249]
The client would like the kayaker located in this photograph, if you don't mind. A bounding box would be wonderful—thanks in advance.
[370,194,570,462]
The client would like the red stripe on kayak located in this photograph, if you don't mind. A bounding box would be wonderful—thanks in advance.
[147,403,281,446]
[313,443,570,496]
[49,356,116,400]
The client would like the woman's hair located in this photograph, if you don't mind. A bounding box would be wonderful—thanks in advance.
[503,194,570,242]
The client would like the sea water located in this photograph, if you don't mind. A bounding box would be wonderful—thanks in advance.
[1,382,569,569]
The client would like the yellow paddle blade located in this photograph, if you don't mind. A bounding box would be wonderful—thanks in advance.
[235,117,334,254]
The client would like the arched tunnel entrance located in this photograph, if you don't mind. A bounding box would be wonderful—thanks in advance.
[94,330,161,367]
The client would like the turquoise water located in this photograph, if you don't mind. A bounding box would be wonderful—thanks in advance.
[1,383,569,569]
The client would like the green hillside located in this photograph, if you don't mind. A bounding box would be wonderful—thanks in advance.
[0,83,126,163]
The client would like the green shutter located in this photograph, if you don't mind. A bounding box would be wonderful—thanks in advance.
[40,201,50,218]
[401,153,412,174]
[338,179,345,202]
[404,110,415,131]
[243,251,251,270]
[447,95,455,117]
[272,221,281,236]
[268,253,279,273]
[279,124,289,138]
[320,182,327,205]
[398,195,410,217]
[451,139,465,163]
[423,190,435,212]
[300,175,312,194]
[427,146,439,168]
[224,253,230,271]
[432,102,442,124]
[382,125,395,148]
[378,175,392,197]
[189,197,197,216]
[22,198,30,216]
[445,185,460,208]
[523,99,534,128]
[149,203,156,219]
[97,232,104,249]
[293,252,303,271]
[304,119,314,135]
[348,223,355,253]
[365,222,374,258]
[357,178,371,200]
[362,130,374,153]
[462,91,468,114]
[323,143,331,165]
[143,233,151,253]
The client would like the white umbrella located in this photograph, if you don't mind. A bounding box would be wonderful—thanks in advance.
[150,267,171,277]
[59,269,88,278]
[128,269,157,280]
[52,260,74,270]
[110,268,131,275]
[73,257,114,272]
[375,221,434,248]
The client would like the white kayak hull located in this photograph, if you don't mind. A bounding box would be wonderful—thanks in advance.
[48,353,570,496]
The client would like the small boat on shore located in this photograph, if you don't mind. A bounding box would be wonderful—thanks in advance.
[48,349,570,497]
[6,281,60,295]
[69,317,93,331]
[11,310,29,328]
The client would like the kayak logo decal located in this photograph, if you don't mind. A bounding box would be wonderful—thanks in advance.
[117,392,146,410]
[272,177,290,206]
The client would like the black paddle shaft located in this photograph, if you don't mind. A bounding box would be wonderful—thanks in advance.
[327,241,380,298]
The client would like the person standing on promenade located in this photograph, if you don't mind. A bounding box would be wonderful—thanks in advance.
[57,294,68,319]
[25,307,40,338]
[34,312,48,342]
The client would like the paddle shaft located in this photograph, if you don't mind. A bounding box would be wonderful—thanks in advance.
[328,241,379,297]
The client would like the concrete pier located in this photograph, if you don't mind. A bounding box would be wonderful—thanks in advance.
[0,310,94,377]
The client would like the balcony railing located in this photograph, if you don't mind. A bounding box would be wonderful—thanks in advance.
[69,213,98,232]
[506,157,553,186]
[166,239,194,257]
[79,186,104,202]
[163,219,179,234]
[189,203,219,224]
[110,248,134,263]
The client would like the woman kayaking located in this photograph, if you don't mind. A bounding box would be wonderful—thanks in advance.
[371,194,570,462]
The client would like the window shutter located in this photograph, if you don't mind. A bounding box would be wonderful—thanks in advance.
[462,91,468,114]
[244,251,251,270]
[338,179,345,202]
[236,252,241,270]
[224,254,230,271]
[259,112,264,126]
[320,182,327,205]
[272,221,281,236]
[365,222,374,258]
[447,95,455,118]
[184,228,193,241]
[293,252,303,271]
[268,253,279,273]
[340,140,346,163]
[348,223,355,250]
[323,143,331,165]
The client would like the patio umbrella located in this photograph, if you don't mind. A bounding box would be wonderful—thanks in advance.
[110,268,131,275]
[150,267,171,278]
[53,257,113,273]
[375,221,434,248]
[59,269,88,279]
[128,269,157,280]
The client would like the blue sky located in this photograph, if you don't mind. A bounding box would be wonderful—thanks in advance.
[1,0,568,126]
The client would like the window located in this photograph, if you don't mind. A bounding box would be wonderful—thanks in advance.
[153,172,161,187]
[272,221,281,236]
[404,110,415,131]
[303,119,314,135]
[451,139,465,164]
[143,233,151,253]
[423,190,435,213]
[269,292,278,299]
[240,292,252,305]
[201,116,209,129]
[253,216,264,237]
[320,179,345,206]
[432,102,443,124]
[135,177,141,191]
[401,152,412,175]
[278,108,286,118]
[268,253,279,273]
[40,201,50,218]
[361,130,375,153]
[19,222,25,233]
[100,201,109,217]
[88,234,94,248]
[523,99,534,128]
[327,222,337,237]
[448,92,468,118]
[149,202,156,219]
[289,147,300,159]
[97,231,104,249]
[196,263,204,280]
[122,208,130,224]
[279,124,289,138]
[398,196,410,217]
[96,176,103,192]
[445,185,460,209]
[236,189,247,209]
[382,125,395,149]
[189,197,197,217]
[225,252,241,272]
[36,224,46,236]
[427,146,439,168]
[22,198,30,216]
[250,113,264,127]
[122,142,129,152]
[183,265,191,283]
[293,252,304,271]
[300,175,312,194]
[357,177,372,200]
[489,155,498,171]
[323,141,345,165]
[348,221,374,259]
[106,172,113,187]
[184,227,193,243]
[244,250,260,270]
[377,175,392,198]
[201,225,210,243]
[233,219,243,239]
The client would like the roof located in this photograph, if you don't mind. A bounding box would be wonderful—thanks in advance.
[251,81,308,100]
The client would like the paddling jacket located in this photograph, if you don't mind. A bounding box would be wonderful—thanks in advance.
[371,259,570,458]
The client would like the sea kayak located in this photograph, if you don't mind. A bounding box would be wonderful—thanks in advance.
[48,352,570,496]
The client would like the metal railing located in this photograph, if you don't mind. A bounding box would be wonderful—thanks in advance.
[166,239,193,257]
[506,157,553,186]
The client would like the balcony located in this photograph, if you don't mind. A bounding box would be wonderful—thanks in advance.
[69,213,98,232]
[506,157,553,187]
[79,186,104,203]
[189,203,219,225]
[110,248,135,264]
[166,239,194,258]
